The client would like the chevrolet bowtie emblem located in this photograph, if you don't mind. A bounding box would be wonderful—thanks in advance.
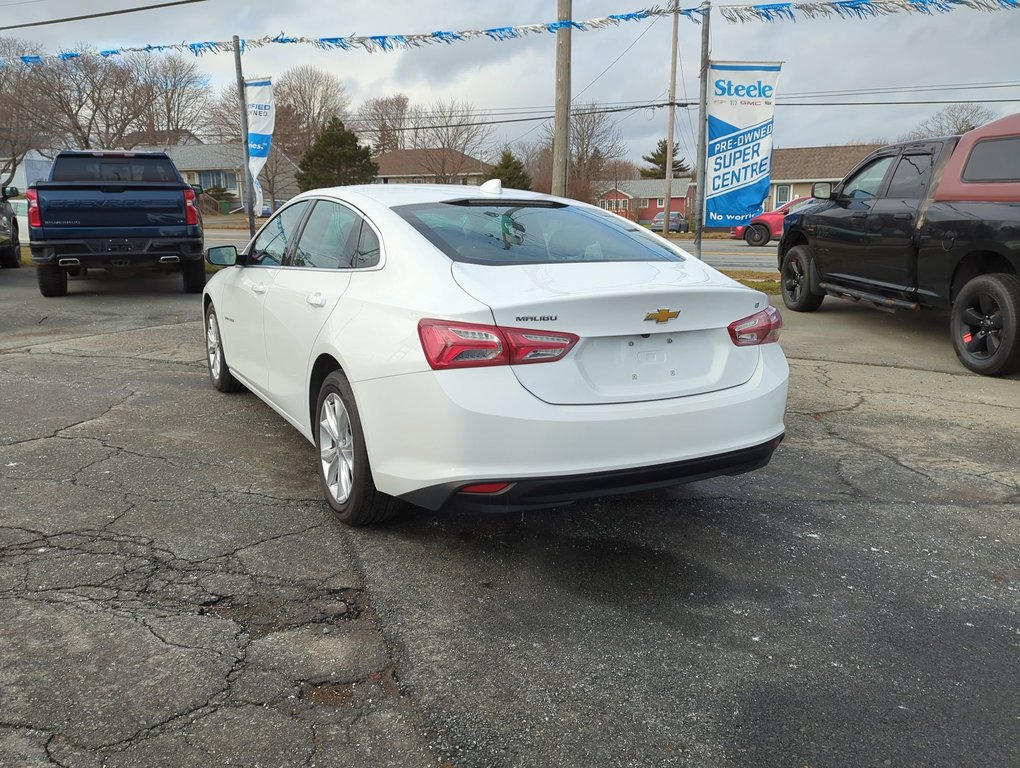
[645,308,680,323]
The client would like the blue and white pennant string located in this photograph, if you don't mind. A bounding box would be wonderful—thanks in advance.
[2,0,1016,66]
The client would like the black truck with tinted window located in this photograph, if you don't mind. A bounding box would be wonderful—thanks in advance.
[27,150,204,297]
[778,113,1020,376]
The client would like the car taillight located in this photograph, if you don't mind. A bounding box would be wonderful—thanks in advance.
[26,188,41,227]
[728,305,782,346]
[183,188,200,226]
[417,319,578,370]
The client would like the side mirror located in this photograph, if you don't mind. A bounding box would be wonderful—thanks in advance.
[206,245,238,267]
[811,182,833,200]
[1,186,18,199]
[191,184,204,195]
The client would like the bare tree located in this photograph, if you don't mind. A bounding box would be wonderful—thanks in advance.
[409,99,492,182]
[542,103,627,203]
[132,54,213,145]
[275,65,350,157]
[20,48,155,150]
[353,93,411,153]
[207,84,242,143]
[0,37,46,186]
[900,104,996,141]
[516,138,553,194]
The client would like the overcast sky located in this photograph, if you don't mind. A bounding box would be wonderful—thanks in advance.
[5,0,1018,164]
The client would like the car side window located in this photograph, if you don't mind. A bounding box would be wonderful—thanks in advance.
[352,220,381,268]
[885,153,933,199]
[249,201,310,266]
[842,156,895,199]
[289,200,359,269]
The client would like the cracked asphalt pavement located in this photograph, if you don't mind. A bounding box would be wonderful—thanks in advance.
[1,267,1017,767]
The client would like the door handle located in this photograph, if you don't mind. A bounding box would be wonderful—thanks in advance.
[243,280,267,294]
[893,212,913,220]
[850,212,867,219]
[306,292,326,307]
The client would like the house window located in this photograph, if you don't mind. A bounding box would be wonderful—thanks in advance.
[599,200,608,209]
[775,185,792,207]
[656,198,664,208]
[413,177,425,184]
[620,199,629,210]
[640,198,649,208]
[198,170,238,194]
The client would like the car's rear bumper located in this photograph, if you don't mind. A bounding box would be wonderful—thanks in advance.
[399,434,783,512]
[353,344,789,510]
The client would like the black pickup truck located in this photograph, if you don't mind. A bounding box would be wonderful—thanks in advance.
[778,113,1020,376]
[27,150,204,297]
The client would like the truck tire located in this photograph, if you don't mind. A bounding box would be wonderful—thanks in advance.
[0,225,20,268]
[37,264,67,297]
[780,246,824,312]
[951,273,1020,376]
[182,259,206,294]
[744,224,769,247]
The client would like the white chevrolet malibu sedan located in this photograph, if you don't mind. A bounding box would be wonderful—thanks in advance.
[203,181,789,525]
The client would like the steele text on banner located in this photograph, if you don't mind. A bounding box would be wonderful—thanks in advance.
[704,61,782,228]
[245,78,275,215]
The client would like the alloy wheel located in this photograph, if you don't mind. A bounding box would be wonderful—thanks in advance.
[783,258,804,303]
[319,393,355,504]
[207,313,223,380]
[957,291,1004,360]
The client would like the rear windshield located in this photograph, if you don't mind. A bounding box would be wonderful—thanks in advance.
[394,201,685,265]
[50,156,180,183]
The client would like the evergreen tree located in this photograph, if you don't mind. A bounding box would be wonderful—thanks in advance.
[295,118,378,191]
[639,139,691,178]
[486,149,533,190]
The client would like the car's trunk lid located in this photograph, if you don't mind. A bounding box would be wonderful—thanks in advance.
[451,260,767,405]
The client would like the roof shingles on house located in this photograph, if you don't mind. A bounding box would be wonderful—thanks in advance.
[374,148,492,183]
[771,144,881,183]
[598,178,692,199]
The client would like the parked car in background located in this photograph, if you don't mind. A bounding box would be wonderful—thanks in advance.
[202,180,788,526]
[778,112,1020,376]
[650,211,688,233]
[0,186,21,269]
[28,150,204,297]
[730,197,817,247]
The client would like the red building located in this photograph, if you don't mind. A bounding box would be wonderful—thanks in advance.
[596,179,691,224]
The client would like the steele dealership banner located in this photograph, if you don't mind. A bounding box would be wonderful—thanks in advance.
[705,61,782,227]
[245,78,275,215]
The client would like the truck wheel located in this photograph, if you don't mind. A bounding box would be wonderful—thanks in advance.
[37,264,67,297]
[780,246,823,312]
[951,273,1020,376]
[315,370,402,526]
[182,259,206,294]
[0,225,20,268]
[205,303,243,393]
[744,224,770,247]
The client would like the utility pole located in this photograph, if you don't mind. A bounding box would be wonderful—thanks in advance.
[693,2,711,260]
[551,0,571,197]
[661,9,679,236]
[233,35,256,239]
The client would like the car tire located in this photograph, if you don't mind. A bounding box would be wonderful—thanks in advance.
[37,264,67,297]
[744,224,770,247]
[950,273,1020,376]
[780,246,824,312]
[315,370,401,526]
[0,225,20,268]
[205,303,243,393]
[182,259,206,294]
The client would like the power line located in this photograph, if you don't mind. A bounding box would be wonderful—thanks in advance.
[0,0,208,32]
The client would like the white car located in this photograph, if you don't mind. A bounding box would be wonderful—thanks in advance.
[203,181,789,525]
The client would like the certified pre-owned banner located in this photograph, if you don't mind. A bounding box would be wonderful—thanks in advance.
[245,78,275,215]
[705,61,782,228]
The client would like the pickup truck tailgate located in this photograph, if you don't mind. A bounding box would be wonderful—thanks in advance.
[33,183,192,238]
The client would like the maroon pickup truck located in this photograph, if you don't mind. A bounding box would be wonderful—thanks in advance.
[778,113,1020,376]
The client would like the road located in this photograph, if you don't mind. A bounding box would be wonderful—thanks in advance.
[1,266,1014,768]
[203,229,780,272]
